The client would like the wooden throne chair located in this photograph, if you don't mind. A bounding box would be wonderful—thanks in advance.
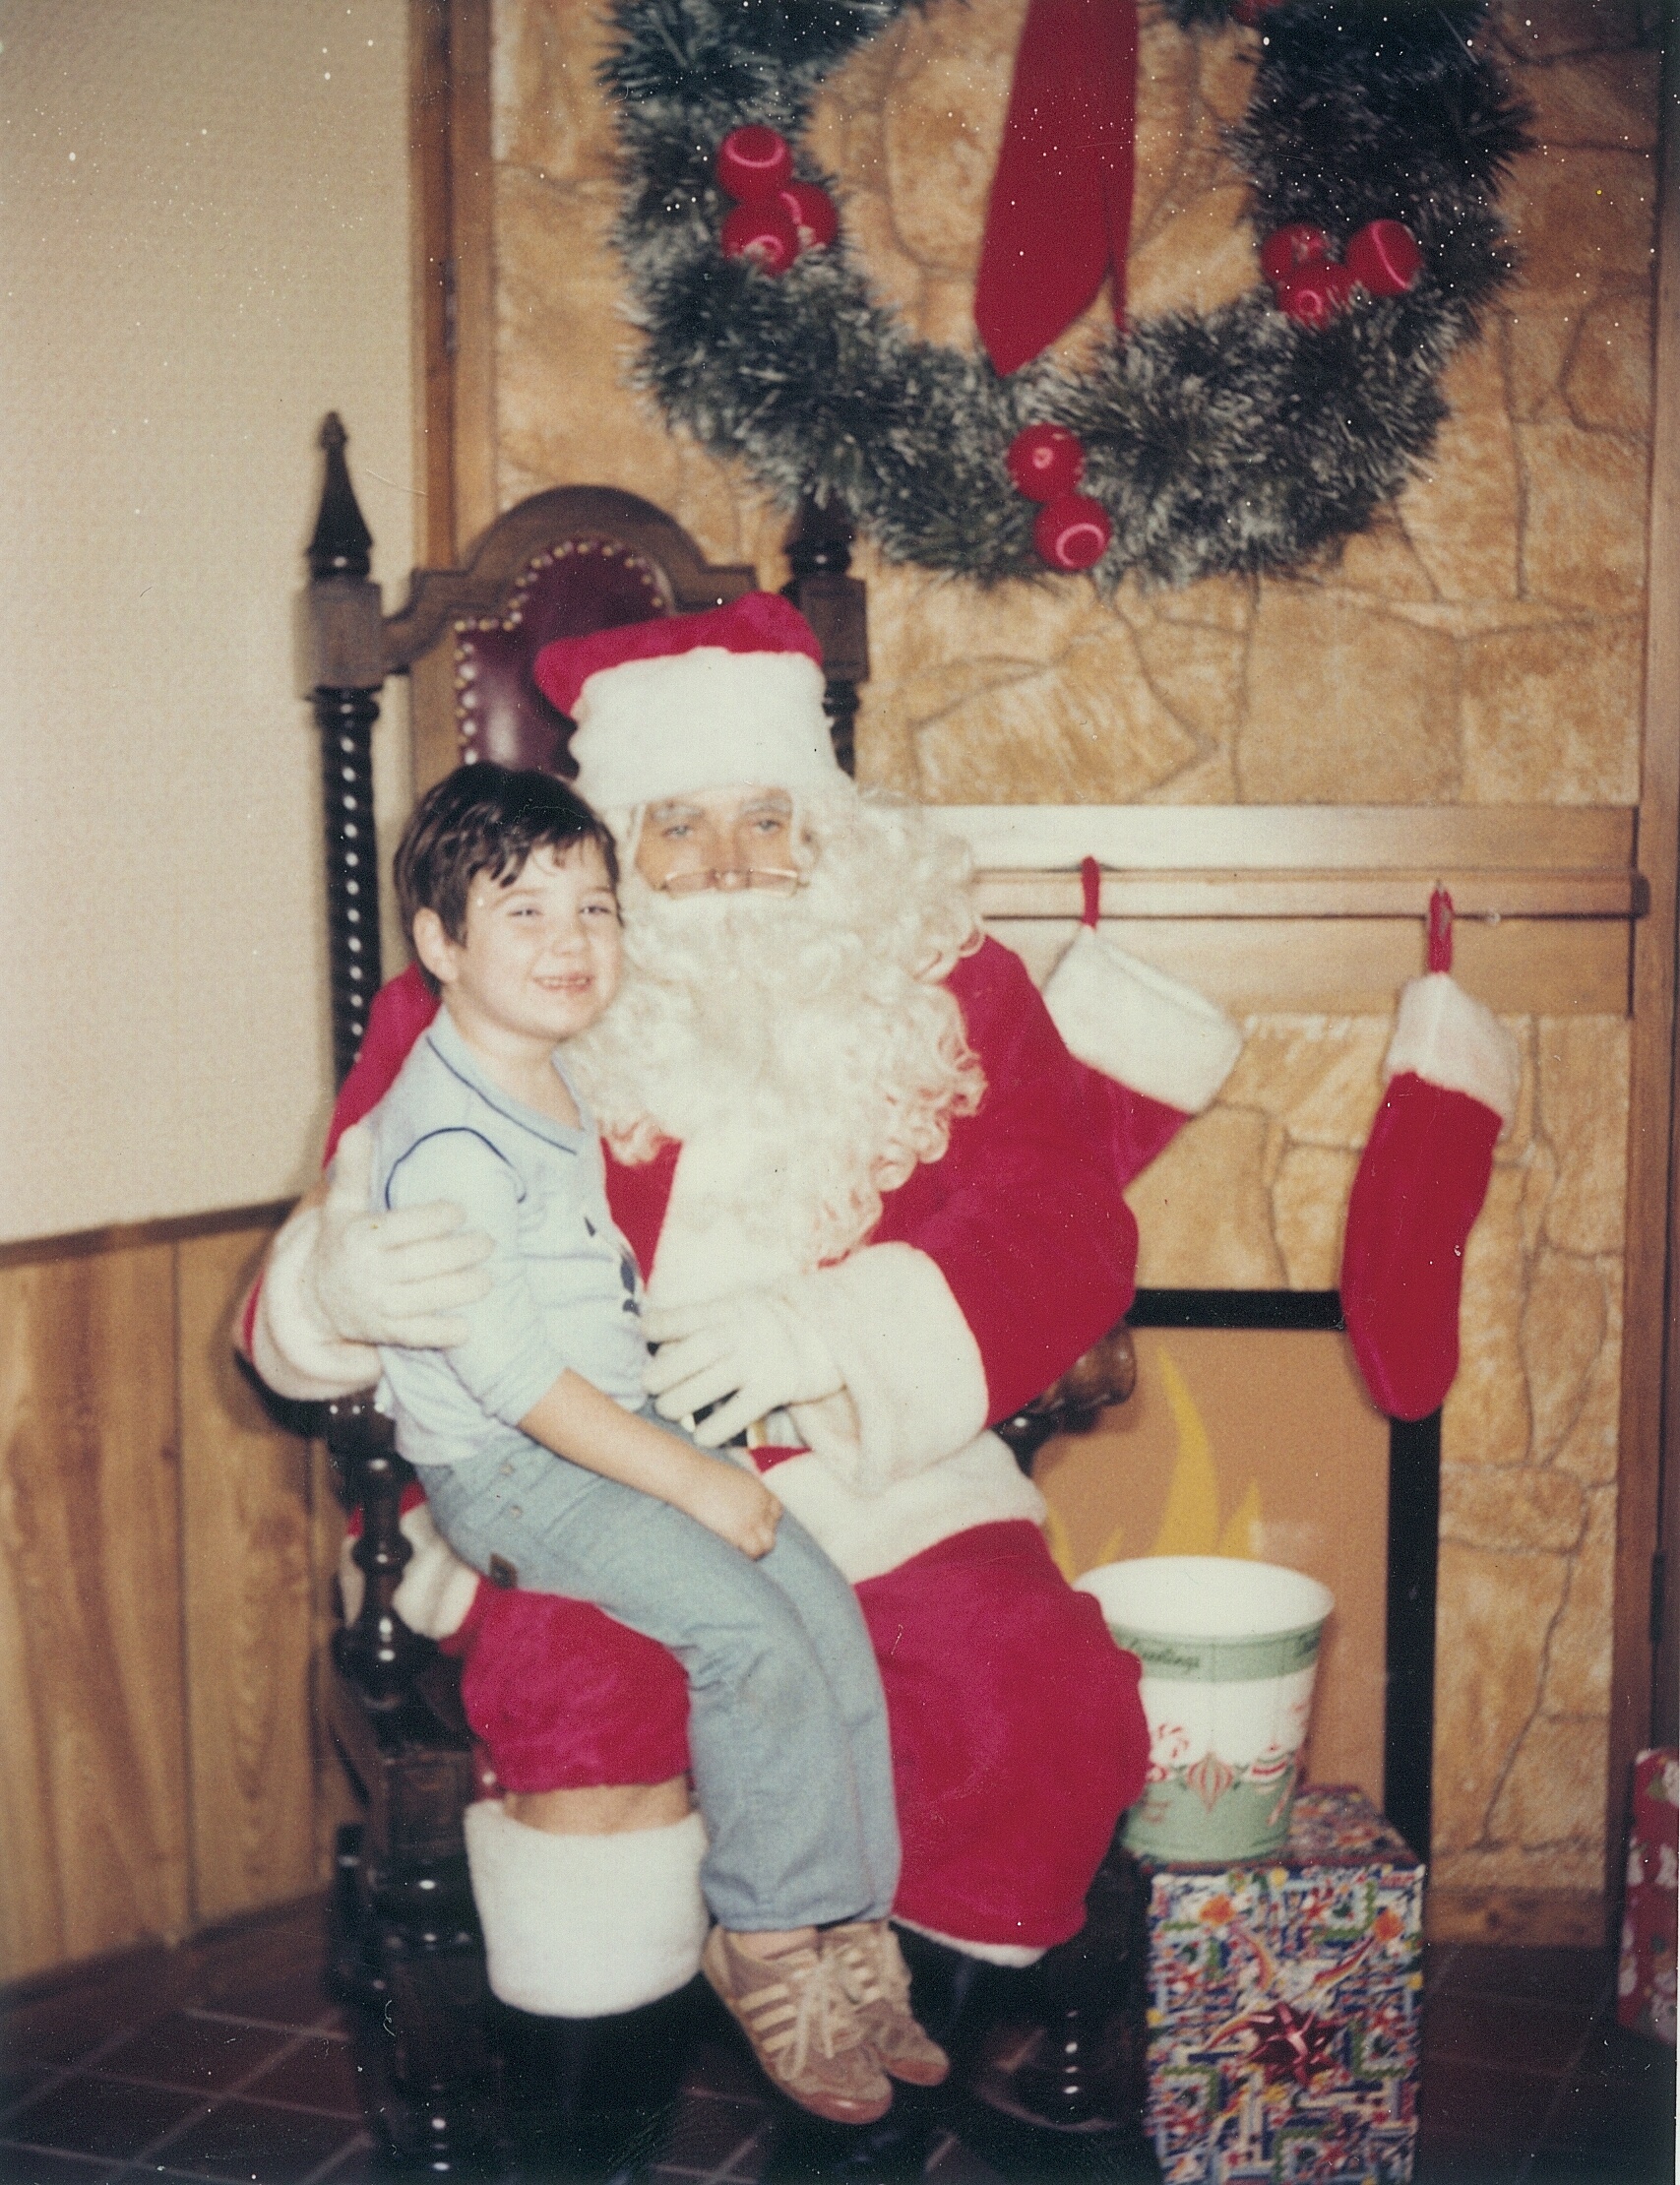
[299,416,1151,2182]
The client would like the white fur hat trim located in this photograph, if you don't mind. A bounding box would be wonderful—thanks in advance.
[571,649,840,810]
[1385,971,1522,1129]
[1043,925,1243,1114]
[464,1803,710,2018]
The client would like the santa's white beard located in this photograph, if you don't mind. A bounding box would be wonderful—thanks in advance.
[566,795,984,1276]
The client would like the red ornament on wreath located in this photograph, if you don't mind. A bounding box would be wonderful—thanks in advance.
[720,199,800,275]
[716,126,793,203]
[1346,218,1423,297]
[1276,259,1357,328]
[1260,222,1331,286]
[779,179,839,251]
[1008,422,1086,501]
[1034,492,1113,572]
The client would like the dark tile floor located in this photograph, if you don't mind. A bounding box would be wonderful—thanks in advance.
[0,1894,1672,2184]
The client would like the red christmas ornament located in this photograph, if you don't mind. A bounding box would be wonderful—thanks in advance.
[720,199,800,274]
[779,179,839,251]
[716,126,793,204]
[1008,423,1086,502]
[1346,218,1423,297]
[1260,222,1332,286]
[1276,259,1357,328]
[1034,492,1113,572]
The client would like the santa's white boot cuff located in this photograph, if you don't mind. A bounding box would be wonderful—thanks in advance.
[464,1802,709,2017]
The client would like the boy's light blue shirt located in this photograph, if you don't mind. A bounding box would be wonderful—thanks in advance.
[367,1003,647,1469]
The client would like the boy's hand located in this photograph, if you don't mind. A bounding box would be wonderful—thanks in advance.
[678,1461,782,1559]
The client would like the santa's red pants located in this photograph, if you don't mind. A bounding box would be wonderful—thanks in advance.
[447,1516,1146,1954]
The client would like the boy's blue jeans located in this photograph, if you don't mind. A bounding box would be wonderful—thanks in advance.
[415,1420,901,1934]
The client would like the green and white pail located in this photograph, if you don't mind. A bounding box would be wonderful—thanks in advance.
[1077,1557,1334,1863]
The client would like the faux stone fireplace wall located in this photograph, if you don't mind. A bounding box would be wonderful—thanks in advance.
[483,0,1659,1927]
[1128,1013,1628,1910]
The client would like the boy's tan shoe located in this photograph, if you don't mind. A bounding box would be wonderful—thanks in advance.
[825,1921,952,2087]
[702,1926,894,2124]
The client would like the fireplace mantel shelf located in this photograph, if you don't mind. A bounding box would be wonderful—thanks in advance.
[948,807,1644,1017]
[973,866,1646,923]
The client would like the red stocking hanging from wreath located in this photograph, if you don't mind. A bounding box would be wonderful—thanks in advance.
[974,0,1141,376]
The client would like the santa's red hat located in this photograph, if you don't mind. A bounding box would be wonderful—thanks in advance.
[534,593,841,811]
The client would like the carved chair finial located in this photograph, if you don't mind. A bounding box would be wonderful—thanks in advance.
[309,412,374,582]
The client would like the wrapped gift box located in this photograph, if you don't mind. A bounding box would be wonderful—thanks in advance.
[1616,1747,1677,2045]
[1143,1784,1423,2184]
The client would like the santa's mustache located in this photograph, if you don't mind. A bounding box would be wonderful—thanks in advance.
[620,877,805,977]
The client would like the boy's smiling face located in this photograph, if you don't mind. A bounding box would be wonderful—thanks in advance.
[414,839,622,1061]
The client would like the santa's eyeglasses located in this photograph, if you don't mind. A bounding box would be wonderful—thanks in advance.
[655,867,807,898]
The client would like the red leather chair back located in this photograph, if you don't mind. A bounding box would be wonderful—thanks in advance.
[383,487,756,795]
[455,537,667,777]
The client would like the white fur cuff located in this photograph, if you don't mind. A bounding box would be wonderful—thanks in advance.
[785,1244,990,1494]
[1043,926,1243,1114]
[1386,972,1521,1129]
[898,1917,1043,1967]
[250,1200,383,1403]
[464,1804,710,2017]
[765,1433,1045,1586]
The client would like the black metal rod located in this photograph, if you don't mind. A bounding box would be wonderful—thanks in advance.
[1384,1407,1442,1860]
[1128,1287,1345,1333]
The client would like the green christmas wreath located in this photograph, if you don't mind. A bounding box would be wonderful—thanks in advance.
[603,0,1529,589]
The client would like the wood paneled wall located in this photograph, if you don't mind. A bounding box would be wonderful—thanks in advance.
[0,1213,355,1987]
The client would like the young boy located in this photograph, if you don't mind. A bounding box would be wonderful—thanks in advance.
[363,764,946,2124]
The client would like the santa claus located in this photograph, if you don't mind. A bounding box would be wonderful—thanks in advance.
[249,594,1243,2020]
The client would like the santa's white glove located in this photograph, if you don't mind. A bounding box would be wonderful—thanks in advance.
[252,1124,496,1402]
[310,1127,491,1345]
[643,1291,844,1450]
[310,1119,494,1347]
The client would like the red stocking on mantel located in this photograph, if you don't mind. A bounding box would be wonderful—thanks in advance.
[1340,923,1522,1422]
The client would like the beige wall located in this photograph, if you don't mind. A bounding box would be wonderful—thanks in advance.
[0,0,414,1243]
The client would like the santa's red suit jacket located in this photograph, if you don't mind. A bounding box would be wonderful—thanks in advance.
[315,939,1184,1953]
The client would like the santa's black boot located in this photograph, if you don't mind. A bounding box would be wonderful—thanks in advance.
[951,1836,1163,2184]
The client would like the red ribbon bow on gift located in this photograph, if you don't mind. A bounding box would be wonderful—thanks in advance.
[975,0,1141,376]
[1239,2000,1340,2090]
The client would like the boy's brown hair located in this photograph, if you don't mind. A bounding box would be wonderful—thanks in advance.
[395,764,619,988]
